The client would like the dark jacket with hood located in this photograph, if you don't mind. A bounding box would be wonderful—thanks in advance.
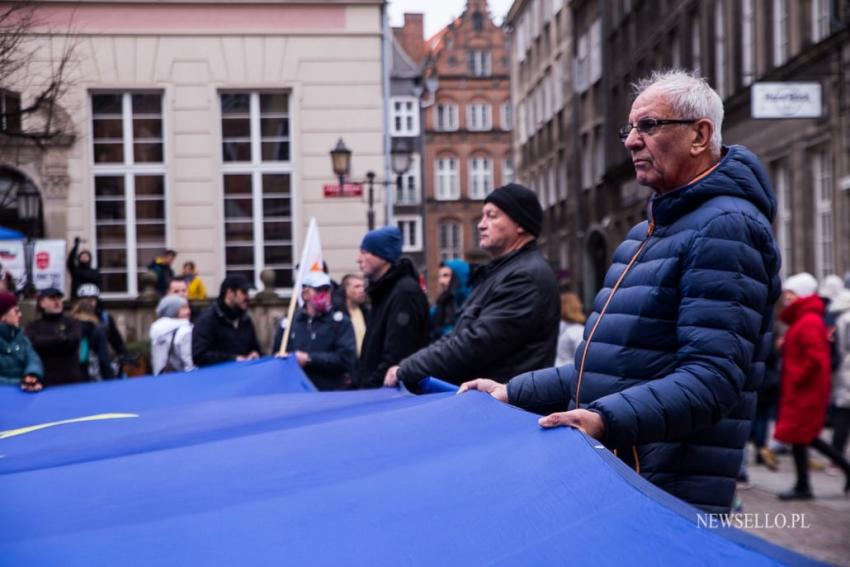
[430,259,471,341]
[397,242,559,387]
[192,299,262,367]
[506,146,781,514]
[67,239,102,300]
[272,307,356,391]
[26,313,85,385]
[357,258,429,389]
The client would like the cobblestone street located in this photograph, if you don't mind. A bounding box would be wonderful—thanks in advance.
[737,449,850,566]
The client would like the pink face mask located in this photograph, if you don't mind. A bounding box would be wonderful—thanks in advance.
[308,289,332,314]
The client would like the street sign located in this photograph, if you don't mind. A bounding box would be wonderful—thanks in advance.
[323,183,363,198]
[751,82,822,119]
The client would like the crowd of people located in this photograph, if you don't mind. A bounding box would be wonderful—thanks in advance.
[2,70,849,514]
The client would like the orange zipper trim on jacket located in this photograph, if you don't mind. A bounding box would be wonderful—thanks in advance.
[574,206,656,408]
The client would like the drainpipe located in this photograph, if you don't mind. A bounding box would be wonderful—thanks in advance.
[381,2,393,227]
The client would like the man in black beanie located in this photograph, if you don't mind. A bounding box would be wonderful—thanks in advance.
[384,183,559,389]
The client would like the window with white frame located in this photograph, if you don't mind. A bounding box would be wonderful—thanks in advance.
[557,153,568,200]
[436,156,459,200]
[670,30,681,69]
[773,0,788,67]
[553,57,564,111]
[502,157,515,184]
[537,172,548,209]
[581,133,592,189]
[391,96,419,136]
[469,156,493,199]
[468,50,491,77]
[91,92,166,295]
[435,103,459,131]
[691,13,702,76]
[395,153,421,205]
[812,150,833,279]
[467,103,492,131]
[396,215,423,252]
[773,162,791,279]
[574,32,589,93]
[714,0,726,98]
[547,164,557,206]
[741,0,755,86]
[220,92,293,289]
[593,126,604,182]
[500,102,512,130]
[590,18,602,85]
[439,221,462,261]
[812,0,831,42]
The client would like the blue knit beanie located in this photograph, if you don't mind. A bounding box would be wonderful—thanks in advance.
[360,226,403,263]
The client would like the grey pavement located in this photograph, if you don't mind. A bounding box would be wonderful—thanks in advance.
[736,446,850,566]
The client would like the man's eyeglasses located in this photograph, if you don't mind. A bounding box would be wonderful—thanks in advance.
[618,118,697,142]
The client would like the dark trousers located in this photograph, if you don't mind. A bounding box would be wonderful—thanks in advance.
[791,438,850,490]
[832,406,850,457]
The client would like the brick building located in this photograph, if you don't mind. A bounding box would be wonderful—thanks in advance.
[421,0,513,297]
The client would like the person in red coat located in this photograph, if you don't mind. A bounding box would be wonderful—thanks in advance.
[774,272,850,500]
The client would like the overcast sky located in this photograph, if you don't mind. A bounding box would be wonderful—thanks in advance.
[388,0,515,39]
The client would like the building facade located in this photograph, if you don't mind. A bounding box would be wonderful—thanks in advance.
[506,0,572,290]
[422,0,513,296]
[507,0,849,307]
[390,14,428,274]
[601,0,849,283]
[0,0,388,298]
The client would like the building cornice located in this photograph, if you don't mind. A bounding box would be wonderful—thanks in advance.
[35,0,383,4]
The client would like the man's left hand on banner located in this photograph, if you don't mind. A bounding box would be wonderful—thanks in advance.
[384,366,400,388]
[538,409,605,441]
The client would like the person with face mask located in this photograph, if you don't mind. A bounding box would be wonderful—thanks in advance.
[67,237,102,300]
[273,271,356,391]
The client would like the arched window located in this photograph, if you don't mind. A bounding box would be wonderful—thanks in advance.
[0,166,43,238]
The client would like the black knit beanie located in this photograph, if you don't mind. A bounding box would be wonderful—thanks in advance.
[484,183,543,237]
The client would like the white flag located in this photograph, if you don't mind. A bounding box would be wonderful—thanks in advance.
[292,217,324,305]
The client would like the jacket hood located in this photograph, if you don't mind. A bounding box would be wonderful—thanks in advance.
[828,289,850,314]
[150,317,190,340]
[780,294,824,325]
[649,145,777,227]
[443,259,471,304]
[367,257,420,299]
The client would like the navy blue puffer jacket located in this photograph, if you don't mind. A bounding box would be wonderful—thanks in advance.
[508,146,781,513]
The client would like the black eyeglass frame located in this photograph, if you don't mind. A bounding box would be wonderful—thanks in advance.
[618,118,698,142]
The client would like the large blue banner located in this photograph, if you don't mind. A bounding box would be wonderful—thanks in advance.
[0,358,820,565]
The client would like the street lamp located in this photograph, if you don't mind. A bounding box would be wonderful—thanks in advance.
[330,138,351,191]
[329,138,412,231]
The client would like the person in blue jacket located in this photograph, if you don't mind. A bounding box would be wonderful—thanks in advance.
[430,259,471,341]
[461,70,781,514]
[0,291,44,392]
[274,271,356,391]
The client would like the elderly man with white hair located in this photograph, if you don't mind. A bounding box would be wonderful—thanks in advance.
[462,70,782,514]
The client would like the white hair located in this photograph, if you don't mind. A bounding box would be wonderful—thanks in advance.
[633,70,724,152]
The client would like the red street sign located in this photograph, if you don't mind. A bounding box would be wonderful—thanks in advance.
[36,251,50,269]
[323,183,363,198]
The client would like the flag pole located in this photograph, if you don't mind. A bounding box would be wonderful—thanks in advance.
[278,217,320,355]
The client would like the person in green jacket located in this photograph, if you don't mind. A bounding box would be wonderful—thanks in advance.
[0,291,43,392]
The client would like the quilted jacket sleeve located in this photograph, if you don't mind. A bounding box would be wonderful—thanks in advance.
[588,212,776,448]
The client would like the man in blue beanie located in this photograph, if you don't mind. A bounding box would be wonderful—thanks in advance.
[356,226,429,389]
[384,182,560,390]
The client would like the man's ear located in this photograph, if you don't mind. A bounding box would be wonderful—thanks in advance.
[690,119,713,156]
